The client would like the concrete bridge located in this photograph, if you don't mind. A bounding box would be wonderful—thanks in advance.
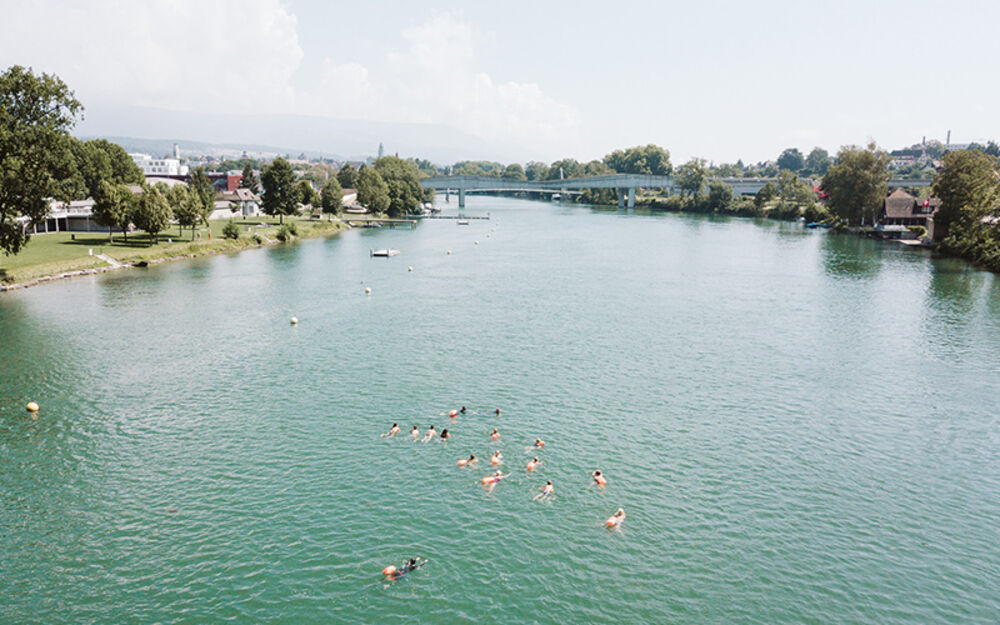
[420,174,933,208]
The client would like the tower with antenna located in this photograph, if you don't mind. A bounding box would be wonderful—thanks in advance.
[377,142,384,159]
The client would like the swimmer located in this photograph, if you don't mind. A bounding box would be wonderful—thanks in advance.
[526,457,541,471]
[533,438,546,448]
[410,425,420,440]
[481,470,510,493]
[421,425,437,442]
[592,470,607,487]
[460,406,467,414]
[495,407,501,417]
[533,480,555,501]
[606,507,626,528]
[490,451,503,465]
[380,423,400,438]
[457,453,477,467]
[383,557,427,580]
[490,428,500,441]
[439,428,451,443]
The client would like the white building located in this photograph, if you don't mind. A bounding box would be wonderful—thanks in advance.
[130,153,190,176]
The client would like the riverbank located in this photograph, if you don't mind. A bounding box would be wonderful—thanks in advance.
[0,217,350,292]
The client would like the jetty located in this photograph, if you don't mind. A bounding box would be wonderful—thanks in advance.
[418,214,490,220]
[370,249,401,257]
[344,218,417,229]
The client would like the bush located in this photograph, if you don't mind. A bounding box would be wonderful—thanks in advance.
[276,224,295,242]
[222,220,240,240]
[251,233,263,244]
[285,221,299,236]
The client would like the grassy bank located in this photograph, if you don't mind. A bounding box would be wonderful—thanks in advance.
[1,216,348,289]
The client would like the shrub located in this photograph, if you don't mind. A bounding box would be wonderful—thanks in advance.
[251,233,263,244]
[276,224,294,242]
[285,221,299,236]
[222,220,240,240]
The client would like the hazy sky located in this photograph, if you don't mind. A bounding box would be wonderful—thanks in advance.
[1,0,996,163]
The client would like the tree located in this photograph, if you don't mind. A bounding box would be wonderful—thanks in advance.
[754,181,779,208]
[320,178,343,215]
[373,156,424,217]
[603,144,672,175]
[92,180,136,241]
[546,158,583,180]
[132,185,172,244]
[337,163,358,188]
[240,163,259,192]
[502,163,526,181]
[169,185,202,239]
[820,143,890,225]
[296,179,319,207]
[356,166,390,214]
[525,161,549,181]
[933,150,999,241]
[188,166,215,228]
[261,157,299,224]
[675,158,708,201]
[805,147,832,176]
[777,148,805,172]
[707,180,734,211]
[89,138,142,185]
[0,66,83,255]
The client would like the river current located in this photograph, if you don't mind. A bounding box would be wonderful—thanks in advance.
[2,197,998,624]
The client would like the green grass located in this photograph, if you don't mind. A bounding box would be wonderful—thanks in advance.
[1,216,346,285]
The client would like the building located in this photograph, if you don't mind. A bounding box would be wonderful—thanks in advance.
[880,188,940,227]
[218,188,261,217]
[130,153,190,176]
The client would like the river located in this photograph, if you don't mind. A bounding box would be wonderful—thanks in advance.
[2,196,998,624]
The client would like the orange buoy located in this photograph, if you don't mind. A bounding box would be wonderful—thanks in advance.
[382,565,397,576]
[449,410,458,418]
[606,517,619,527]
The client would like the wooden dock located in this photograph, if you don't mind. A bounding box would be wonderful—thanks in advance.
[344,218,418,229]
[418,214,490,220]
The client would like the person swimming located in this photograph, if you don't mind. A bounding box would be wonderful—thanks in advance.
[380,423,400,438]
[592,470,607,486]
[606,507,626,528]
[490,428,499,441]
[533,439,545,448]
[526,457,541,471]
[460,406,467,414]
[410,425,420,440]
[490,451,503,465]
[383,557,426,580]
[421,425,437,442]
[495,407,501,417]
[533,480,555,501]
[457,453,477,466]
[439,428,450,443]
[481,470,510,493]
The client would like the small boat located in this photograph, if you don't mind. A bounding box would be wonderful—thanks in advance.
[370,249,400,257]
[457,220,470,226]
[551,193,561,201]
[806,222,831,229]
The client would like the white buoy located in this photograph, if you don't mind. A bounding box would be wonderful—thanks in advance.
[447,250,452,255]
[290,316,298,325]
[408,266,413,272]
[474,240,479,245]
[365,287,372,295]
[26,401,39,413]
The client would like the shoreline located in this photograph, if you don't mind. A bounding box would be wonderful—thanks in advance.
[1,219,352,293]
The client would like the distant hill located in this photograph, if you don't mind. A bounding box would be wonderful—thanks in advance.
[75,104,526,165]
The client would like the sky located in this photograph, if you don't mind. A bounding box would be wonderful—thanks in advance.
[1,0,997,164]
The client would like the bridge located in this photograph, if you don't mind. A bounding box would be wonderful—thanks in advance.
[420,175,933,208]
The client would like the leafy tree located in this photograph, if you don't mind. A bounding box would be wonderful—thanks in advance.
[374,156,425,217]
[296,180,319,207]
[805,147,832,176]
[167,185,201,239]
[820,143,890,225]
[188,166,216,225]
[92,181,136,241]
[502,163,527,181]
[933,150,999,241]
[675,158,708,201]
[547,158,583,180]
[603,144,672,175]
[525,161,549,181]
[777,148,805,172]
[580,160,616,204]
[89,138,142,185]
[754,181,779,208]
[0,65,82,255]
[132,185,172,244]
[409,158,439,177]
[336,163,358,188]
[707,180,734,211]
[320,178,343,215]
[240,163,259,191]
[261,157,299,224]
[356,166,390,214]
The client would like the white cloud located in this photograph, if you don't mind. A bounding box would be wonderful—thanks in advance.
[0,4,577,151]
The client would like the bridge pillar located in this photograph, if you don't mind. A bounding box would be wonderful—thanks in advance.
[627,187,635,209]
[617,188,626,209]
[458,188,466,209]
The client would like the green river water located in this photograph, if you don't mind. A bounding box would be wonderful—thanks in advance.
[1,197,998,624]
